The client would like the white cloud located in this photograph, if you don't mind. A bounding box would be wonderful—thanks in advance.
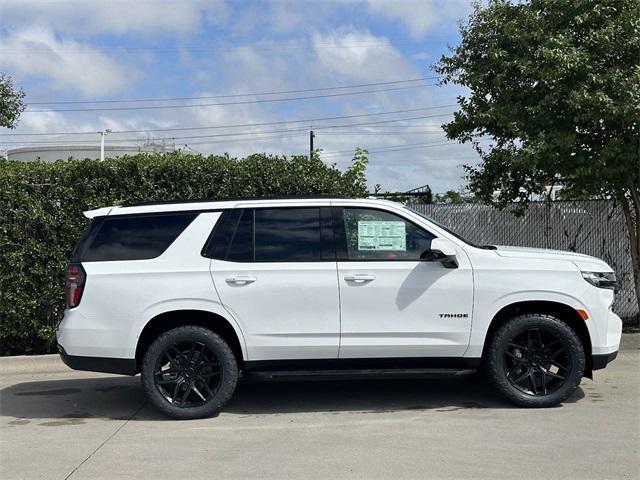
[267,2,307,34]
[15,110,68,134]
[0,1,477,191]
[0,27,132,97]
[0,0,229,37]
[312,29,417,81]
[366,0,472,38]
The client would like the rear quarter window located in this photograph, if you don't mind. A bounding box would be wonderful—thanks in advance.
[80,213,197,262]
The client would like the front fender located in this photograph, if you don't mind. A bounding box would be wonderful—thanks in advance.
[466,290,596,358]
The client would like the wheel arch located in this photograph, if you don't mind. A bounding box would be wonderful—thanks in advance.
[135,309,246,373]
[481,300,594,378]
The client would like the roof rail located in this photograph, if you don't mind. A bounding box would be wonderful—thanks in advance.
[125,194,353,207]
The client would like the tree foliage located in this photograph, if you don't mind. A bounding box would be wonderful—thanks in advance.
[436,0,640,309]
[0,73,25,129]
[434,190,477,204]
[0,152,368,355]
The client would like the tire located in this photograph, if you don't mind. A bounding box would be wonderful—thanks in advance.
[141,325,238,419]
[486,314,585,408]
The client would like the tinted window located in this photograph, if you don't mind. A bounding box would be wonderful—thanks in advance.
[82,213,197,261]
[255,208,321,262]
[341,208,435,261]
[204,209,241,259]
[227,208,254,262]
[71,219,101,262]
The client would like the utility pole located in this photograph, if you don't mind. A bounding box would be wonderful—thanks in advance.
[100,129,112,161]
[309,129,315,159]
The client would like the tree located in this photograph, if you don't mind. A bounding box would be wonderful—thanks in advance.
[435,0,640,312]
[0,73,25,129]
[434,189,476,204]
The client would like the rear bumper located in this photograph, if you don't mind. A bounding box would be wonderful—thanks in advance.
[58,344,136,376]
[592,350,618,371]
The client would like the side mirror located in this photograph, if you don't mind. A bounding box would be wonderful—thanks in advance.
[427,238,458,268]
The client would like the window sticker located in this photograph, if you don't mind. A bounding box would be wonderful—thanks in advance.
[357,221,406,251]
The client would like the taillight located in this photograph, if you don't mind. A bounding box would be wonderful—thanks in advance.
[65,263,86,308]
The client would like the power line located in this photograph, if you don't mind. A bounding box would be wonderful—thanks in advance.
[0,113,455,146]
[0,128,449,146]
[0,127,307,145]
[27,77,441,105]
[321,141,488,158]
[311,113,452,131]
[1,105,455,137]
[313,131,445,135]
[24,83,439,113]
[318,141,482,158]
[322,141,455,156]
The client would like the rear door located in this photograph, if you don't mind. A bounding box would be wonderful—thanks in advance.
[208,206,340,361]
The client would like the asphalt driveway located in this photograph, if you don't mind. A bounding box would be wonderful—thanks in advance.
[1,335,638,480]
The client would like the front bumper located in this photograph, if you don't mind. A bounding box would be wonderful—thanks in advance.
[58,344,136,375]
[592,350,618,371]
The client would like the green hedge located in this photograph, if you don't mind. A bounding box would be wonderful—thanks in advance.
[0,151,368,355]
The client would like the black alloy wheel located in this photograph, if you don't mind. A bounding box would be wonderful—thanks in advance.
[142,326,238,419]
[503,328,571,396]
[486,314,585,407]
[154,341,222,407]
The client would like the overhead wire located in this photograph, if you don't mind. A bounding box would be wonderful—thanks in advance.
[0,113,455,146]
[23,83,439,112]
[27,77,441,105]
[1,105,454,137]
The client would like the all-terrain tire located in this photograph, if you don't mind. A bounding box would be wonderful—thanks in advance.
[486,314,585,407]
[141,325,238,419]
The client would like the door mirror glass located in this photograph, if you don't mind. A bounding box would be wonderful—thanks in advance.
[428,238,458,268]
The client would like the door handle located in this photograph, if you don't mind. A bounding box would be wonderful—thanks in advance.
[344,274,376,283]
[225,275,257,285]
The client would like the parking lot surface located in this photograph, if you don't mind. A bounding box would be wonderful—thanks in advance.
[1,335,638,480]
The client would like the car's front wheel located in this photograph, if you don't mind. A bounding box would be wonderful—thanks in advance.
[141,325,238,419]
[486,314,585,407]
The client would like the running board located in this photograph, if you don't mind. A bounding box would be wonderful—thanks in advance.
[246,368,477,380]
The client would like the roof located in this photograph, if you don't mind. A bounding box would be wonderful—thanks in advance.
[83,195,399,219]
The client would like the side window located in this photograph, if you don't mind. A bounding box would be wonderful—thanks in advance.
[71,218,102,262]
[341,208,435,261]
[227,208,253,262]
[203,209,241,259]
[254,208,321,262]
[82,213,197,262]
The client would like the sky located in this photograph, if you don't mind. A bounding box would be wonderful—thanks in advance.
[0,0,480,193]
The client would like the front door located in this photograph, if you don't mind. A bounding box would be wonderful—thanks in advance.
[334,206,473,359]
[210,206,340,361]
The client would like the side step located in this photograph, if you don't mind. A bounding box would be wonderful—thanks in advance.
[246,368,477,381]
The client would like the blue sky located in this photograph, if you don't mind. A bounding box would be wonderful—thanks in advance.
[0,0,479,193]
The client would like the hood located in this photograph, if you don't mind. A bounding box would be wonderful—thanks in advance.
[493,245,612,272]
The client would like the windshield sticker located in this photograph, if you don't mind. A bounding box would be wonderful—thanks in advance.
[357,221,406,251]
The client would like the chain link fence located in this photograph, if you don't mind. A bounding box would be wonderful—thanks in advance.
[408,200,638,321]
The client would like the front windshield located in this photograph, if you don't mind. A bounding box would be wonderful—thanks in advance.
[405,206,479,248]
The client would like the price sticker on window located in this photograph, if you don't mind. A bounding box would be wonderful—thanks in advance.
[357,221,406,251]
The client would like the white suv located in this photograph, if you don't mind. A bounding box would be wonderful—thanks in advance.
[57,196,622,419]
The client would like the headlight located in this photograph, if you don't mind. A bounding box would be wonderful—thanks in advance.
[581,271,617,290]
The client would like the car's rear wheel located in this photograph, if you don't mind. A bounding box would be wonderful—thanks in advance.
[141,325,238,419]
[486,314,585,407]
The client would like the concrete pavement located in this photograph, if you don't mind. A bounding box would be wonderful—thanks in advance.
[1,335,638,480]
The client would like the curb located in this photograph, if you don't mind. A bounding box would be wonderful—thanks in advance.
[0,354,67,375]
